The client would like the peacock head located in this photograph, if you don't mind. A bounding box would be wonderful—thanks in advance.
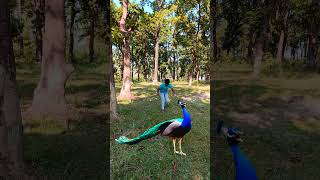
[216,120,243,145]
[178,100,186,108]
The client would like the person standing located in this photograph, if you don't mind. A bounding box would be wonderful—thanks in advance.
[157,79,176,112]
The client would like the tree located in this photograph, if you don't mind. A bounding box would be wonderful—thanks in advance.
[102,0,118,118]
[68,0,78,63]
[152,0,164,84]
[306,0,320,69]
[32,0,45,62]
[0,0,26,178]
[275,0,289,68]
[252,0,273,77]
[210,0,218,63]
[28,0,74,118]
[118,0,134,99]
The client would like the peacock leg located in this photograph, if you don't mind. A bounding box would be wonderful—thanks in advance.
[178,138,186,156]
[173,138,179,154]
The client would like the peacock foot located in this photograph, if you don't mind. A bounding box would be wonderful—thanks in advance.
[179,151,186,156]
[174,151,180,154]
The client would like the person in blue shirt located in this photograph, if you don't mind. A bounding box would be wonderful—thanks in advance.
[157,79,176,112]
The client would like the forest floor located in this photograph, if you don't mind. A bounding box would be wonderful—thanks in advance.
[213,63,320,179]
[16,63,107,180]
[111,81,210,179]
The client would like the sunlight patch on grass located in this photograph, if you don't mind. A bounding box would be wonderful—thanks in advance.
[292,118,320,133]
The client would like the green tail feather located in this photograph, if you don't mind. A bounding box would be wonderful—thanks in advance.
[115,118,183,145]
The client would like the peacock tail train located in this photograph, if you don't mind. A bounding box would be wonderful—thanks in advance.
[115,118,183,145]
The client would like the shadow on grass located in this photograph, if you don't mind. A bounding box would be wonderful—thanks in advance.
[23,116,107,180]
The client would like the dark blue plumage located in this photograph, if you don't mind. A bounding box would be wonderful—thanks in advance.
[217,121,258,180]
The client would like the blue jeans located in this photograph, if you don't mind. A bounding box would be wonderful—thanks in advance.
[160,92,169,110]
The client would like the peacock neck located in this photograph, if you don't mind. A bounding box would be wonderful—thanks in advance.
[181,107,192,129]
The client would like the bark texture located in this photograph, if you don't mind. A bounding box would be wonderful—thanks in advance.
[29,0,74,119]
[118,0,133,99]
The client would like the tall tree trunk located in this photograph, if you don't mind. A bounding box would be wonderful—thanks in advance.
[119,37,133,99]
[16,0,24,57]
[304,37,308,58]
[137,64,140,81]
[118,0,133,99]
[276,9,288,73]
[153,33,160,85]
[131,59,134,81]
[120,46,124,81]
[33,0,45,62]
[143,38,149,81]
[306,0,319,69]
[89,9,95,63]
[152,0,163,84]
[172,54,176,81]
[253,36,264,77]
[29,0,74,118]
[247,31,254,61]
[210,0,218,63]
[253,13,269,77]
[69,0,76,63]
[188,70,193,86]
[0,1,26,178]
[102,0,117,119]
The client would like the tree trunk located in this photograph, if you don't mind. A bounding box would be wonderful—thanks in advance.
[210,0,218,63]
[308,0,320,69]
[89,9,95,63]
[118,0,133,99]
[153,34,160,85]
[119,37,133,99]
[16,0,24,57]
[120,47,124,81]
[69,0,76,63]
[253,36,264,77]
[247,32,254,61]
[33,0,45,62]
[137,64,140,81]
[102,0,117,119]
[276,9,288,72]
[172,49,177,81]
[143,39,149,81]
[29,0,74,118]
[253,13,269,77]
[131,58,134,81]
[188,71,193,86]
[276,30,285,64]
[0,1,27,178]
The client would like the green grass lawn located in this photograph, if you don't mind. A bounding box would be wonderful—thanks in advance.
[17,63,107,180]
[213,63,320,179]
[111,81,210,179]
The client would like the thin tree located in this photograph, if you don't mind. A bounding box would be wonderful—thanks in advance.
[103,0,118,118]
[275,0,289,73]
[33,0,45,62]
[153,0,164,85]
[68,0,77,63]
[29,0,74,118]
[118,0,133,99]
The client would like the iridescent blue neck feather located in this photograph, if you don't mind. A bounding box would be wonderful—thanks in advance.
[180,107,192,129]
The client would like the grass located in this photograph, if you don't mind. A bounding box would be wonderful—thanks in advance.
[17,62,107,180]
[111,81,210,179]
[213,63,320,179]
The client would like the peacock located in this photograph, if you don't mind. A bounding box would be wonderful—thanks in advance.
[216,120,258,180]
[115,100,192,155]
